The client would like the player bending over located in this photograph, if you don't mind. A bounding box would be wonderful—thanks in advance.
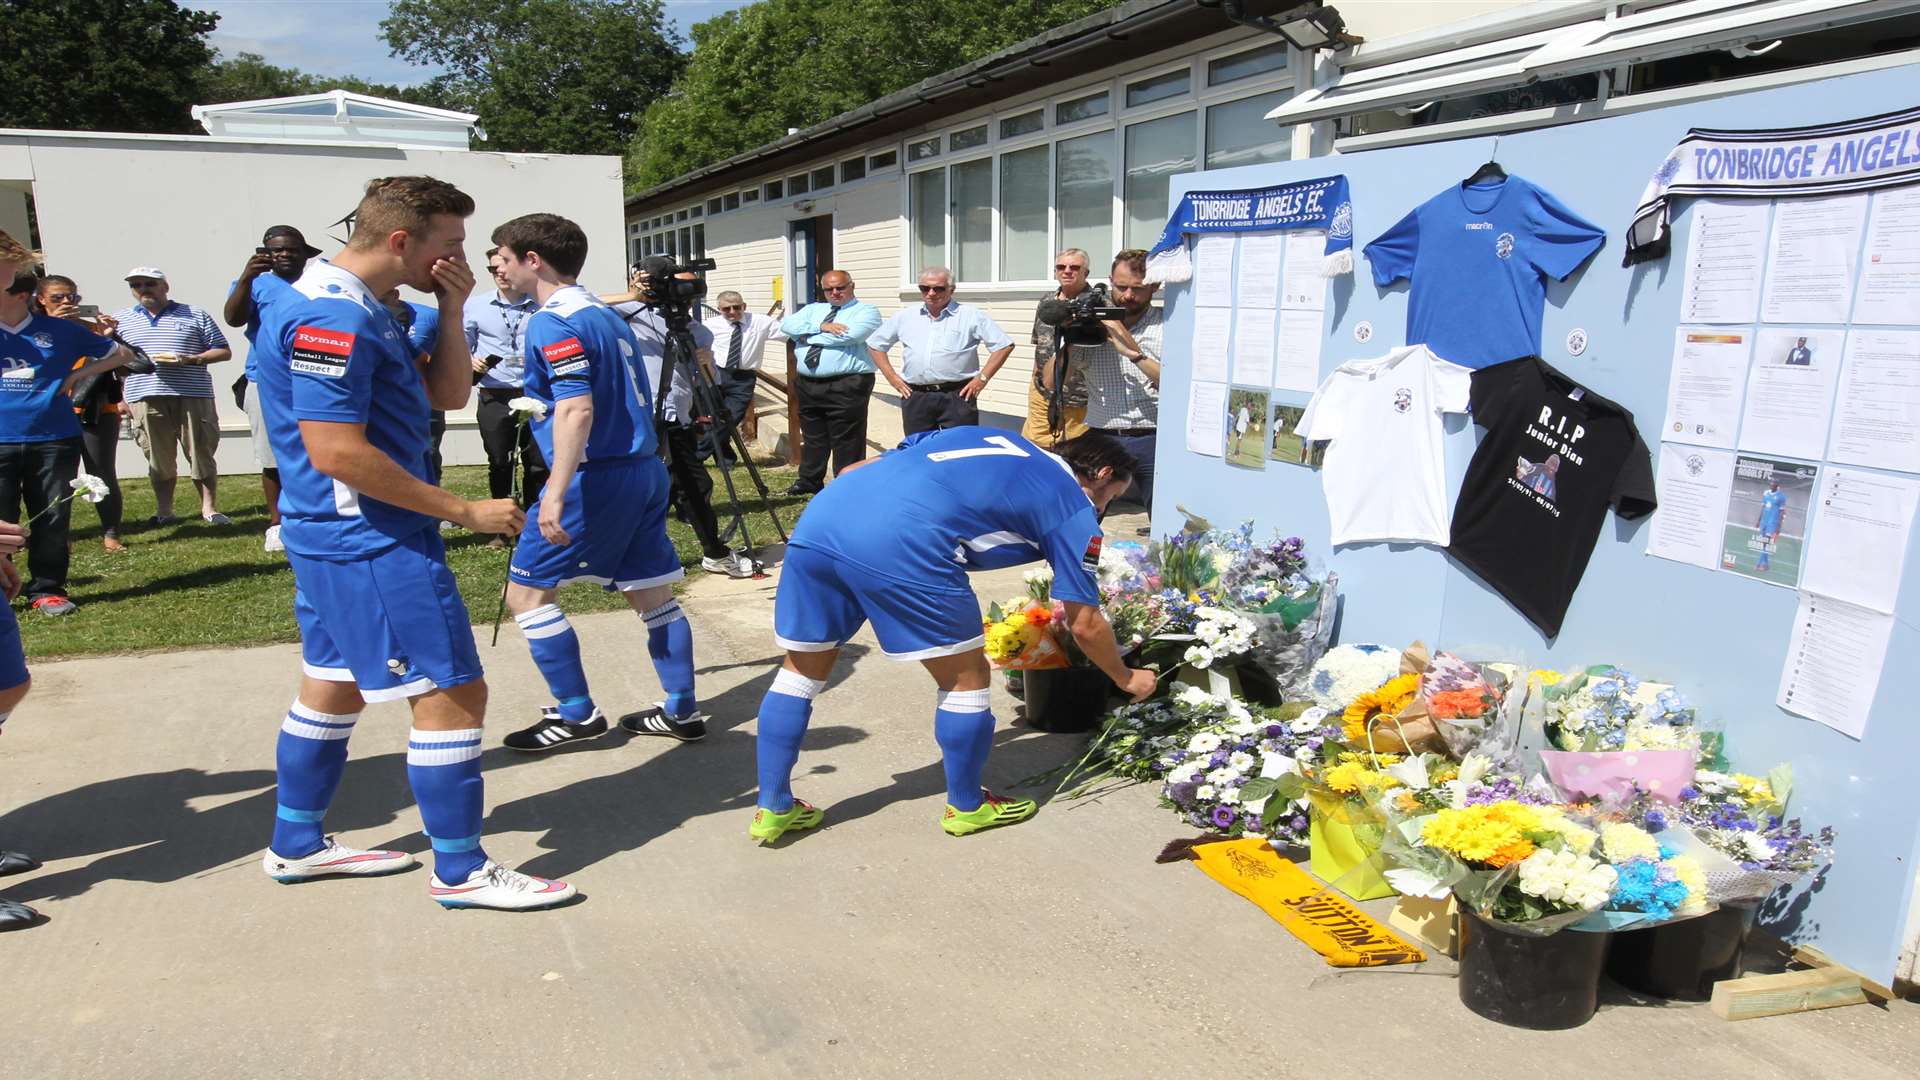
[751,427,1157,844]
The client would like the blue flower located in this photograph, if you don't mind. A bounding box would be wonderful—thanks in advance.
[1644,808,1668,832]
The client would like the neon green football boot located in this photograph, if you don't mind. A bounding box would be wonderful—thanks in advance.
[940,790,1037,837]
[749,799,824,845]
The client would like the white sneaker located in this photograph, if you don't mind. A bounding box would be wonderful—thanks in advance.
[701,552,756,579]
[429,860,577,911]
[263,837,417,883]
[263,524,285,553]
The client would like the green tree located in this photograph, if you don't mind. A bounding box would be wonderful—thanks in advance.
[627,0,1117,191]
[381,0,685,156]
[196,51,423,106]
[0,0,218,133]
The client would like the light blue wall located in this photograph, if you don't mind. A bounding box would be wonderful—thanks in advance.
[1154,65,1920,983]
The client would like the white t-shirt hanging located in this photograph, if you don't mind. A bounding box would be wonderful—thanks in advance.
[1296,344,1473,546]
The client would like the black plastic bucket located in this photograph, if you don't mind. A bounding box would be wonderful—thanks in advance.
[1023,666,1113,733]
[1457,907,1611,1029]
[1606,905,1751,1001]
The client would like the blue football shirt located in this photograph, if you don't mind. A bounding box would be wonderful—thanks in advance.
[0,315,115,442]
[1364,175,1604,369]
[788,426,1105,604]
[403,301,439,357]
[254,261,436,558]
[1759,489,1787,535]
[238,272,298,380]
[520,285,656,465]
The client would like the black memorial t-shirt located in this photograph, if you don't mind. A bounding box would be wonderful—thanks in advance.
[1448,356,1656,638]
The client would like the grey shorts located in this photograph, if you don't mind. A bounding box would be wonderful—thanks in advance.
[244,380,276,469]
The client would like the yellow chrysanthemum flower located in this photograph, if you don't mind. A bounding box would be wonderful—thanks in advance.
[1600,822,1662,862]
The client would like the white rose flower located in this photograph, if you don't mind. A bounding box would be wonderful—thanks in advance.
[507,396,549,422]
[70,474,111,504]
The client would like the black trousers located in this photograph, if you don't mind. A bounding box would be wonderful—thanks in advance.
[661,421,729,559]
[78,410,124,536]
[0,437,81,600]
[427,411,446,486]
[475,390,551,504]
[901,381,980,436]
[795,372,874,489]
[700,367,759,465]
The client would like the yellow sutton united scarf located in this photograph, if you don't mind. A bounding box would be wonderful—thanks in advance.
[1190,838,1425,967]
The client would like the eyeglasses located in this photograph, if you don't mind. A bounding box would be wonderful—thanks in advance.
[44,292,79,303]
[1054,264,1087,273]
[719,305,745,313]
[917,284,951,293]
[822,284,852,293]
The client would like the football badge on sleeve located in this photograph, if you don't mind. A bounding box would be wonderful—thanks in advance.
[1081,534,1103,573]
[290,326,354,378]
[543,337,590,378]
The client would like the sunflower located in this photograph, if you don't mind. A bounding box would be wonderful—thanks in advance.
[1341,673,1420,743]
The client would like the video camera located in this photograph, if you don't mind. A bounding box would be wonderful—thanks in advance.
[632,255,716,315]
[1034,283,1129,346]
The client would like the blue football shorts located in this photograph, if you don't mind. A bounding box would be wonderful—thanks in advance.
[288,527,483,702]
[0,600,25,692]
[773,544,985,661]
[509,456,683,591]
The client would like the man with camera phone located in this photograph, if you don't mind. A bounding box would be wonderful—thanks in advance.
[463,248,546,535]
[490,214,709,752]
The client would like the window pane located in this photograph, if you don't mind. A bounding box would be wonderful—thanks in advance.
[1208,43,1287,87]
[870,150,897,169]
[1126,69,1190,108]
[690,206,702,219]
[1000,144,1049,281]
[841,156,866,183]
[908,136,940,161]
[949,124,988,152]
[742,189,759,204]
[953,158,992,282]
[677,209,689,222]
[1124,111,1196,249]
[788,173,809,194]
[908,168,946,276]
[1056,91,1108,125]
[693,224,706,259]
[1206,91,1291,170]
[723,192,740,211]
[678,227,692,256]
[705,199,721,215]
[764,179,784,200]
[811,165,835,190]
[1055,130,1114,270]
[1000,109,1044,140]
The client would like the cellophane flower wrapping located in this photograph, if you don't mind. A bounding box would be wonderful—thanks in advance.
[1627,768,1835,905]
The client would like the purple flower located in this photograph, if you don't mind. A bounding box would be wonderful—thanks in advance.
[1209,750,1231,768]
[1291,814,1308,831]
[1265,724,1285,738]
[1643,808,1668,832]
[1211,806,1237,828]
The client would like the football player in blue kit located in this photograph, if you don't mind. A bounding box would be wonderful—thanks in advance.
[486,214,707,752]
[1756,478,1787,572]
[751,427,1159,843]
[252,177,575,911]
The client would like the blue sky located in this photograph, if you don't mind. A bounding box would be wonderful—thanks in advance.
[188,1,751,87]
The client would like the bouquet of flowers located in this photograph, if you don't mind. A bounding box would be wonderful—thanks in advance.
[1573,820,1714,930]
[983,594,1072,670]
[1305,643,1403,712]
[1156,690,1331,848]
[1382,800,1619,933]
[1631,767,1835,904]
[1041,681,1255,794]
[1536,666,1703,802]
[1390,752,1557,816]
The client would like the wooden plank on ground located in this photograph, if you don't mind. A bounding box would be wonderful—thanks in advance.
[1792,946,1897,1002]
[1709,967,1870,1021]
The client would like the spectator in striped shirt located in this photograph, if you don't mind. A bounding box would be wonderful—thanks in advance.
[112,267,233,526]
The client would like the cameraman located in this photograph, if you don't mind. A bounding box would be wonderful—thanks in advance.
[1022,248,1093,448]
[603,265,754,579]
[1081,249,1163,510]
[464,248,547,535]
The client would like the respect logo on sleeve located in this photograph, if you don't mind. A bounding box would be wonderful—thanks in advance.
[543,337,590,378]
[1081,534,1103,573]
[290,326,354,378]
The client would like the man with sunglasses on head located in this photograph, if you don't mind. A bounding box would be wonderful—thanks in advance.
[699,289,783,468]
[777,270,880,496]
[225,226,322,552]
[868,267,1013,436]
[463,249,546,547]
[1023,248,1094,448]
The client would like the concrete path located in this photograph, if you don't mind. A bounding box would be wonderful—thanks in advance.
[2,536,1916,1079]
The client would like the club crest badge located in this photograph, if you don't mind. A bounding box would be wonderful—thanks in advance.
[1494,232,1515,259]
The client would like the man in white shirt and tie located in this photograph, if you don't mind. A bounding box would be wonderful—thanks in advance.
[700,290,784,467]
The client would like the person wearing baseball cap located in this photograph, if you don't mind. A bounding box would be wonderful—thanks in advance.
[111,265,232,529]
[223,226,323,553]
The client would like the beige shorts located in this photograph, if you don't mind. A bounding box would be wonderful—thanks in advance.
[130,396,221,483]
[1022,379,1088,448]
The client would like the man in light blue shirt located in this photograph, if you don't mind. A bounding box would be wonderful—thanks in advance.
[869,266,1014,435]
[463,250,547,518]
[777,269,881,495]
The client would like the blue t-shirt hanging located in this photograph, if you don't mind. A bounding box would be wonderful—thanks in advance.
[1363,175,1605,369]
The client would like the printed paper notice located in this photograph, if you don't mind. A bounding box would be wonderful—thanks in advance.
[1280,230,1329,310]
[1801,467,1918,614]
[1777,592,1891,740]
[1187,381,1226,457]
[1761,194,1867,324]
[1647,444,1735,570]
[1680,200,1767,324]
[1830,330,1920,473]
[1273,308,1325,394]
[1193,235,1236,309]
[1736,328,1843,460]
[1854,187,1920,325]
[1191,307,1231,384]
[1721,454,1819,588]
[1662,329,1748,449]
[1232,307,1276,387]
[1238,232,1283,310]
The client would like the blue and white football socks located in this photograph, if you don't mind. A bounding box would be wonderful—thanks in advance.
[641,599,697,718]
[515,603,595,723]
[932,688,994,813]
[406,727,488,886]
[755,668,824,811]
[272,701,358,858]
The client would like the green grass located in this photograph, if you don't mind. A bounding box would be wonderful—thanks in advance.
[18,461,810,660]
[1720,524,1804,586]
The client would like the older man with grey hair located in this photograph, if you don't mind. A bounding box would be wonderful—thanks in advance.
[868,267,1014,436]
[699,288,784,466]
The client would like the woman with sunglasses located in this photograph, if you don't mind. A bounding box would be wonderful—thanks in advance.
[36,276,127,552]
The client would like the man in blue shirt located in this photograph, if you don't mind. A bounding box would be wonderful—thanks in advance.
[750,428,1158,845]
[253,175,573,911]
[464,250,547,528]
[380,290,448,486]
[1756,479,1788,572]
[113,268,233,526]
[777,269,880,496]
[223,225,322,553]
[869,266,1015,435]
[488,213,709,752]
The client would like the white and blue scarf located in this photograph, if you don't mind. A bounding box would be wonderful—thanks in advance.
[1144,174,1355,284]
[1625,105,1920,266]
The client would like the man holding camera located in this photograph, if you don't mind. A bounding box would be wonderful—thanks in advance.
[113,267,233,527]
[464,250,546,538]
[1081,249,1163,510]
[699,290,783,468]
[868,267,1014,436]
[777,270,880,496]
[225,226,322,553]
[1023,248,1095,448]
